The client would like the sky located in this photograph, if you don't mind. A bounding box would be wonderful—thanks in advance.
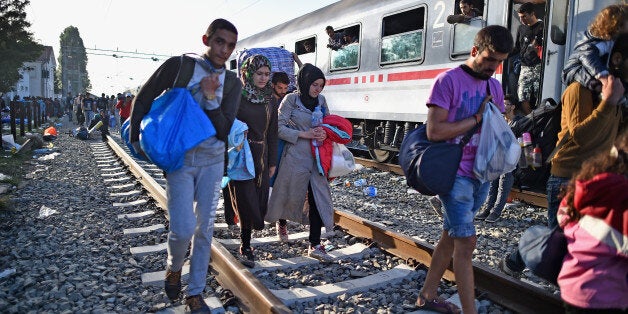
[26,0,339,95]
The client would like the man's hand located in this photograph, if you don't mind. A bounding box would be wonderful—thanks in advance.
[200,73,221,99]
[600,75,625,106]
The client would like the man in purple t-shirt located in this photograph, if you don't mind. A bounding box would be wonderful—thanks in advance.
[416,25,513,314]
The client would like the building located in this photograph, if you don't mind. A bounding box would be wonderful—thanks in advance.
[9,46,57,100]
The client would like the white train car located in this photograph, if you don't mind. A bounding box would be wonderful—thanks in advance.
[229,0,622,162]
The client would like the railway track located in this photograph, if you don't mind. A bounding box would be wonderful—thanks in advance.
[98,134,561,313]
[354,157,548,208]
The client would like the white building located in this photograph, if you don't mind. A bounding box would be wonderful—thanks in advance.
[9,46,57,100]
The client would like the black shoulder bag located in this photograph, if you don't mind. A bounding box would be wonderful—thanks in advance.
[399,82,488,196]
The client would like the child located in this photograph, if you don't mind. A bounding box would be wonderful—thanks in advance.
[562,4,628,92]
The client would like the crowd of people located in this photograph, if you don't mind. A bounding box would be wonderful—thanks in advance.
[104,2,627,313]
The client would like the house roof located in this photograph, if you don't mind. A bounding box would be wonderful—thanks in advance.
[37,46,55,63]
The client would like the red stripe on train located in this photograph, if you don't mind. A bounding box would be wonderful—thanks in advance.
[387,69,446,81]
[327,65,503,86]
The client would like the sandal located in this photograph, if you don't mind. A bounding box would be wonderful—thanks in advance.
[219,289,237,307]
[415,293,461,314]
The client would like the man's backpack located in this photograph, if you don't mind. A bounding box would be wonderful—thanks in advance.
[510,98,562,192]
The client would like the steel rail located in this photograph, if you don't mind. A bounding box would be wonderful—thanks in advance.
[333,210,563,314]
[106,136,291,314]
[354,157,548,208]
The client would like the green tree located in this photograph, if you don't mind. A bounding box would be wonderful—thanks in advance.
[58,26,90,95]
[0,0,44,93]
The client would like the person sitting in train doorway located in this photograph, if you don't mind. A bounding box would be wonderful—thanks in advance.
[128,18,242,313]
[510,2,544,114]
[447,0,482,24]
[500,30,628,282]
[224,55,278,268]
[416,25,513,314]
[325,25,344,51]
[265,63,335,262]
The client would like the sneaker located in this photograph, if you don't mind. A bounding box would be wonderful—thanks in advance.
[164,268,182,301]
[185,295,210,314]
[308,244,334,262]
[485,211,502,223]
[276,222,289,242]
[499,256,522,278]
[239,246,255,268]
[475,207,490,220]
[429,196,443,218]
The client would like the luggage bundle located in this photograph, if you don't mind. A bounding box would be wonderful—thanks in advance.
[236,47,296,91]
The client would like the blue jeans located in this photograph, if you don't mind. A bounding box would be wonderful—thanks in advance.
[481,171,514,215]
[165,156,223,296]
[440,175,490,238]
[546,175,569,229]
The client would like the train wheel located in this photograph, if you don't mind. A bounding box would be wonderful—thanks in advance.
[368,148,392,163]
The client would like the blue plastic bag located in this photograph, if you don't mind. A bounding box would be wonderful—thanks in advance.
[121,118,146,160]
[139,88,216,173]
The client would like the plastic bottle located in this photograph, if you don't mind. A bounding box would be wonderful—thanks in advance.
[362,186,377,197]
[532,144,542,168]
[522,132,534,167]
[354,178,367,187]
[517,137,527,168]
[311,105,323,147]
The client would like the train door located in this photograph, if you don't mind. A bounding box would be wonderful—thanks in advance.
[540,0,569,103]
[504,0,548,112]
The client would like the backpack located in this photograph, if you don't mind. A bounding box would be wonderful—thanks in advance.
[75,127,90,140]
[510,98,562,192]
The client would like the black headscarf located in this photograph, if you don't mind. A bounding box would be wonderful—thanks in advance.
[297,63,326,111]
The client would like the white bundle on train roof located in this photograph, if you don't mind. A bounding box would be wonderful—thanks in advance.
[236,47,296,91]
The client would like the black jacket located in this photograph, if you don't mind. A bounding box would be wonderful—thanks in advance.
[562,31,610,90]
[512,21,544,67]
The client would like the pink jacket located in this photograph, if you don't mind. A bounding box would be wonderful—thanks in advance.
[557,172,628,310]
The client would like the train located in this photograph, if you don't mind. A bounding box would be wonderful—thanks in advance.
[227,0,621,162]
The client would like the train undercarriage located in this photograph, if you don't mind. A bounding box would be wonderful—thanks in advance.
[347,118,422,163]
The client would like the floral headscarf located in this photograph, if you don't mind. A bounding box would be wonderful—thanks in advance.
[241,55,273,104]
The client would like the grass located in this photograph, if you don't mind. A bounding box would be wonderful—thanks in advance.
[0,131,43,211]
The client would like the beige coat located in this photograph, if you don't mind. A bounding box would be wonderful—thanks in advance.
[266,93,334,230]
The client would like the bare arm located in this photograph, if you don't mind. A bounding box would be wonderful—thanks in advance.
[425,96,490,142]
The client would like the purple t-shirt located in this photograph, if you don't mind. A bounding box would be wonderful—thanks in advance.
[426,66,504,178]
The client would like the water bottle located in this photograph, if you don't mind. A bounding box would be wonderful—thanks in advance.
[532,144,542,168]
[522,132,534,167]
[311,105,323,147]
[362,186,377,197]
[517,137,527,168]
[354,178,367,187]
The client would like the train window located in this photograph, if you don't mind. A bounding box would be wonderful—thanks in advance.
[549,0,567,45]
[380,7,425,65]
[296,37,316,55]
[330,24,361,71]
[451,18,484,57]
[229,59,237,71]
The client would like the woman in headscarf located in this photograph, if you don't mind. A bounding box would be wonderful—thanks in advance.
[224,54,278,267]
[266,63,334,262]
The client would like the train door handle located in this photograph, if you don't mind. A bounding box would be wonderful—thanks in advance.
[546,50,558,64]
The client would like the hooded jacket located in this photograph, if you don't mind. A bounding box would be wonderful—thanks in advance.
[557,172,628,310]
